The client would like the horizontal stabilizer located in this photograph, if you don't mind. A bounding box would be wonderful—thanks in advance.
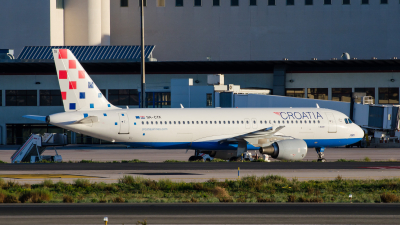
[23,115,47,122]
[73,116,98,124]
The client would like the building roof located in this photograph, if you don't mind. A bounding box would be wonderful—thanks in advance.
[17,45,155,60]
[0,59,400,75]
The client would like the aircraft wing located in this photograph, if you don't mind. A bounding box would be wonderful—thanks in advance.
[221,126,289,147]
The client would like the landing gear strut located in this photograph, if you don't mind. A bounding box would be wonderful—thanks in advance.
[315,147,326,162]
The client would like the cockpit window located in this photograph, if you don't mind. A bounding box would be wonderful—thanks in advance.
[348,118,353,124]
[344,118,349,124]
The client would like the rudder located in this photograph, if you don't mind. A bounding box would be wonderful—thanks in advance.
[52,49,118,112]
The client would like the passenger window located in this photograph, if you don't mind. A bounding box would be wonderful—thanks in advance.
[296,120,298,124]
[169,121,172,124]
[151,121,153,125]
[278,121,280,124]
[205,121,208,124]
[313,120,315,123]
[274,121,276,124]
[300,121,302,124]
[237,121,239,124]
[142,121,144,125]
[224,121,226,124]
[187,121,189,124]
[174,121,176,124]
[269,120,271,124]
[155,121,158,125]
[304,121,307,124]
[183,121,185,124]
[214,121,217,124]
[291,121,293,124]
[246,121,248,124]
[146,121,149,125]
[201,121,203,124]
[241,121,244,124]
[260,120,262,124]
[219,121,221,124]
[318,120,320,123]
[228,121,230,124]
[178,121,181,124]
[197,121,199,124]
[253,120,256,124]
[232,121,235,124]
[309,120,311,124]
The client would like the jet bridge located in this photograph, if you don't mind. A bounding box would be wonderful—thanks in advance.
[11,133,67,163]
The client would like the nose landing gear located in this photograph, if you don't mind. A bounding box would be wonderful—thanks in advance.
[315,147,326,162]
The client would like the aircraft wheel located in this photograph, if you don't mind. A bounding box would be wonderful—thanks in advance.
[188,156,197,162]
[318,158,327,162]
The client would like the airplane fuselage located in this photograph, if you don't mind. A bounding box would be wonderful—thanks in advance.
[49,107,363,150]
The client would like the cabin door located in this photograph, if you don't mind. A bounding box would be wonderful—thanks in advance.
[118,113,130,134]
[325,113,337,133]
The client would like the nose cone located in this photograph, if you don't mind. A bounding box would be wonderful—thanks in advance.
[355,125,365,139]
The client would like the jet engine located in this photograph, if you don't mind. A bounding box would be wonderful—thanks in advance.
[259,139,307,160]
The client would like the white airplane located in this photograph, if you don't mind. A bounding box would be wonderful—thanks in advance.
[24,49,364,162]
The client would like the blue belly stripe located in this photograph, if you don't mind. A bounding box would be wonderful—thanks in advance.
[123,138,362,150]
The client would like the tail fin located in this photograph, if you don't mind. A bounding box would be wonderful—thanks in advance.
[52,49,118,112]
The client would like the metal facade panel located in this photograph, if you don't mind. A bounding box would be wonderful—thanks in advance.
[17,46,155,60]
[368,106,384,128]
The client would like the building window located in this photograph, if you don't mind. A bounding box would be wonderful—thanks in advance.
[40,90,62,106]
[379,88,399,104]
[268,0,276,5]
[194,0,201,6]
[176,0,183,6]
[231,0,239,6]
[56,0,64,9]
[381,0,388,4]
[108,89,139,106]
[157,0,165,7]
[343,0,350,5]
[146,92,171,108]
[6,90,37,106]
[250,0,257,6]
[286,88,305,98]
[305,0,313,5]
[361,0,369,4]
[206,93,213,107]
[354,88,375,104]
[324,0,331,4]
[120,0,128,7]
[138,0,147,6]
[307,88,328,100]
[0,90,2,106]
[332,88,352,102]
[287,0,294,5]
[213,0,220,6]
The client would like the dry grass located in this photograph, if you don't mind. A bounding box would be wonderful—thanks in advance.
[212,187,230,198]
[63,195,74,203]
[380,193,399,203]
[112,196,125,203]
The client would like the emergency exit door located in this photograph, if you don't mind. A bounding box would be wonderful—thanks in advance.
[325,113,337,133]
[118,113,130,134]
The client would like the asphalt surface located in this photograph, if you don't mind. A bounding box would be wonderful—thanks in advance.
[0,162,399,171]
[0,203,399,224]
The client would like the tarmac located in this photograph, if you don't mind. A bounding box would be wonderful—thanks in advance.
[0,147,399,184]
[0,203,400,224]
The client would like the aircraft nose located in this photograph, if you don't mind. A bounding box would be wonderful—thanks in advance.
[355,125,364,139]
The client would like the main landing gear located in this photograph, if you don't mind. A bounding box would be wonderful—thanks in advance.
[188,149,203,161]
[315,147,326,162]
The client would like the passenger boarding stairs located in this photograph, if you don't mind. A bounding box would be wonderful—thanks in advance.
[11,133,67,163]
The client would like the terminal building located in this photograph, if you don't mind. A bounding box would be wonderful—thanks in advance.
[0,0,399,145]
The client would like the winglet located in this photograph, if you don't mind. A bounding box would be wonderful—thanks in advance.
[180,104,184,108]
[316,104,320,108]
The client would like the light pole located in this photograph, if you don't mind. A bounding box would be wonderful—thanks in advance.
[140,0,146,108]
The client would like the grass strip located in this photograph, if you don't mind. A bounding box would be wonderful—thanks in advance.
[0,175,400,203]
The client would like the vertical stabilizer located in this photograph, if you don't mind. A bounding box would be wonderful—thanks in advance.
[52,49,118,112]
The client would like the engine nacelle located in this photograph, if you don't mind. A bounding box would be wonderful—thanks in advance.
[259,139,307,160]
